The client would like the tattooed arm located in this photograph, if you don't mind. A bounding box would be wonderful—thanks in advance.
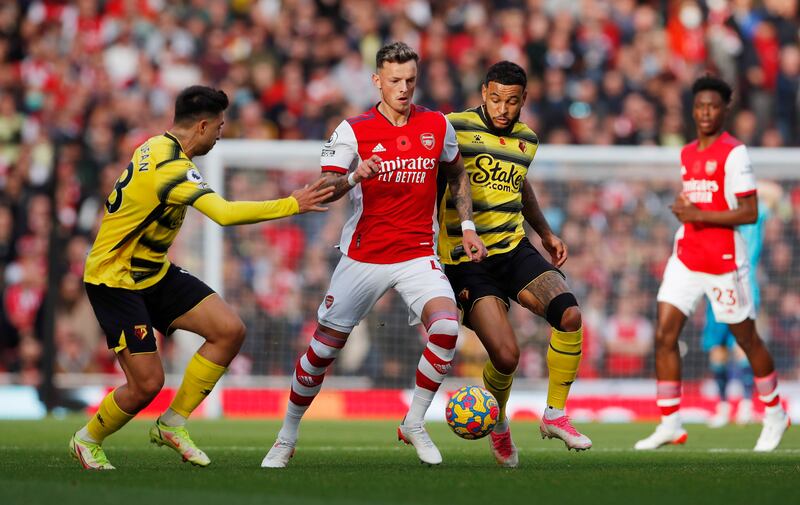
[441,157,487,261]
[521,178,567,267]
[320,155,383,203]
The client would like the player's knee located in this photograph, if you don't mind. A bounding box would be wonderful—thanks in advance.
[654,325,677,350]
[220,317,246,350]
[134,375,164,404]
[559,306,582,333]
[492,345,519,374]
[545,293,579,331]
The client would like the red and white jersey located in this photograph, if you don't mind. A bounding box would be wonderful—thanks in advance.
[675,132,756,274]
[321,104,460,264]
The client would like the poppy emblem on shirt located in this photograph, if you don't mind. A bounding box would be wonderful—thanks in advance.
[705,160,717,175]
[420,133,435,150]
[397,135,411,152]
[519,141,526,153]
[134,325,148,340]
[324,295,334,309]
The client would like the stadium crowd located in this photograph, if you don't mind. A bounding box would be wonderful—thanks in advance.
[1,0,799,388]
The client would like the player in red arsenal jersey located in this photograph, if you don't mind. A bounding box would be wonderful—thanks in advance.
[635,76,789,452]
[262,42,487,468]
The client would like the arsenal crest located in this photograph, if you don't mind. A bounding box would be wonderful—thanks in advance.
[324,294,334,309]
[134,324,148,340]
[420,133,435,150]
[705,160,718,175]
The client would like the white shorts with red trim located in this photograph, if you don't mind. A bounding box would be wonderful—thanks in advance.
[656,255,755,324]
[317,254,455,332]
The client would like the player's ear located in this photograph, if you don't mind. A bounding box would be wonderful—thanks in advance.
[521,89,527,106]
[372,72,381,90]
[197,118,208,135]
[481,83,487,103]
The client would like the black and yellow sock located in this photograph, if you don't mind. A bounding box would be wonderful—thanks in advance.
[546,326,583,410]
[86,389,134,443]
[169,352,226,418]
[482,361,514,423]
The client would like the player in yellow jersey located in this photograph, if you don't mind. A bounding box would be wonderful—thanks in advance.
[69,85,333,470]
[439,62,591,467]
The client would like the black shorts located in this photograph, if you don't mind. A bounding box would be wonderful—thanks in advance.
[444,237,563,327]
[85,264,216,354]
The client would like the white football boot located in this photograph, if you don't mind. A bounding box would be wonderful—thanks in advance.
[735,399,754,425]
[398,420,442,465]
[634,422,688,450]
[754,407,790,452]
[261,437,296,468]
[707,401,731,428]
[539,414,592,451]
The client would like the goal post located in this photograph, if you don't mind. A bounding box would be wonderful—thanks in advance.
[186,141,800,422]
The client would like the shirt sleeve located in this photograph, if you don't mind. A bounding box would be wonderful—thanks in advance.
[155,159,216,206]
[321,120,358,174]
[440,117,460,163]
[726,144,757,197]
[192,192,299,226]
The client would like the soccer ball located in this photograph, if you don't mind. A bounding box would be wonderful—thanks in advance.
[445,386,499,439]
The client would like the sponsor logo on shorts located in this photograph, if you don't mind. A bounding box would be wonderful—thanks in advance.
[134,324,148,340]
[324,294,334,309]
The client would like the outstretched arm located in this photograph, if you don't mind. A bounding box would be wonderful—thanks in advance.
[441,156,487,262]
[522,179,567,267]
[193,179,333,225]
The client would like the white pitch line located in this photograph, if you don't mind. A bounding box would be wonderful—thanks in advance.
[2,446,799,454]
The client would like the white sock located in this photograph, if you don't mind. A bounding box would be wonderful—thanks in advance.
[661,411,681,428]
[277,403,309,443]
[404,388,435,424]
[544,406,565,420]
[159,408,187,427]
[493,418,509,434]
[765,403,785,416]
[76,426,98,443]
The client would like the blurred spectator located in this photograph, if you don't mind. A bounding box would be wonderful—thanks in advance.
[1,0,798,387]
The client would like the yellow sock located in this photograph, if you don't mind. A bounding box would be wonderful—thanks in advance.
[169,352,227,418]
[86,389,134,443]
[546,326,583,410]
[482,361,514,423]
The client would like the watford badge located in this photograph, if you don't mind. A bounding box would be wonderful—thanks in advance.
[134,324,148,340]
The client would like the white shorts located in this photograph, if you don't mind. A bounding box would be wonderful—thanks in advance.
[317,254,456,332]
[656,255,755,324]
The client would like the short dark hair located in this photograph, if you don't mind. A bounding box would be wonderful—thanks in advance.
[485,61,527,89]
[692,75,733,104]
[376,42,419,69]
[174,85,229,124]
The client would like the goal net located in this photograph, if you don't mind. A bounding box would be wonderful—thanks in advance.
[163,142,800,421]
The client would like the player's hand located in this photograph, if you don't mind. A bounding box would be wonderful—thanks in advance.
[353,155,382,183]
[462,230,488,262]
[670,193,699,223]
[541,232,568,268]
[291,178,335,213]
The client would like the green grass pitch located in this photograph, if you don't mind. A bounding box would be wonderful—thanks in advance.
[1,418,798,505]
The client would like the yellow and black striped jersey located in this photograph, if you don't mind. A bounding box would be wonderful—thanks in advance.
[439,107,539,264]
[84,132,300,290]
[84,132,217,289]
